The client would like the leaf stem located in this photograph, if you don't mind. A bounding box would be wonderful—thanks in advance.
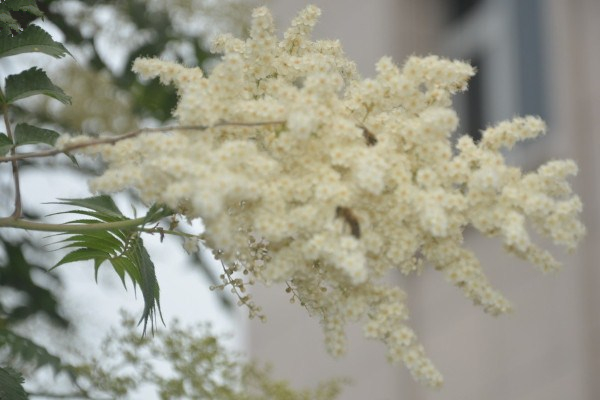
[2,103,22,218]
[0,216,149,233]
[0,216,200,239]
[0,120,286,163]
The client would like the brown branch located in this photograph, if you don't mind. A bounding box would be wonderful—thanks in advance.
[28,391,111,400]
[2,104,22,218]
[0,120,286,163]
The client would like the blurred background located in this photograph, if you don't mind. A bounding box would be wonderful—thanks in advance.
[1,0,598,399]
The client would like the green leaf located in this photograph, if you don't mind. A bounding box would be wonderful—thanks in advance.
[110,256,135,289]
[4,67,71,104]
[0,25,70,59]
[0,367,28,400]
[0,133,12,155]
[14,123,60,147]
[129,237,163,334]
[65,153,79,166]
[0,11,20,32]
[4,0,43,17]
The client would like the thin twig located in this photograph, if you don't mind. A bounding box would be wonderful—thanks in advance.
[28,391,111,400]
[139,226,198,239]
[2,104,22,218]
[0,120,285,163]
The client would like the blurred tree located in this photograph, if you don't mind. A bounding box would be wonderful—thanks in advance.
[19,0,257,129]
[1,0,258,394]
[62,313,345,400]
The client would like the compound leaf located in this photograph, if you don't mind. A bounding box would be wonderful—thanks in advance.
[50,196,167,333]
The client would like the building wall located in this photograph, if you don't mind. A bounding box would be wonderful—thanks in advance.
[550,1,600,398]
[269,0,444,76]
[248,1,600,399]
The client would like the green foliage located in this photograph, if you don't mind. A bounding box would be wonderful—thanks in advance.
[0,1,41,36]
[0,367,28,400]
[241,365,346,400]
[0,11,21,33]
[50,196,172,333]
[1,5,160,335]
[72,313,346,399]
[0,0,43,19]
[0,4,81,396]
[1,2,71,330]
[39,0,214,122]
[0,0,43,34]
[0,2,298,398]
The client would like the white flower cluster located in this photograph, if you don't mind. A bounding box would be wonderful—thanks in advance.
[70,6,584,387]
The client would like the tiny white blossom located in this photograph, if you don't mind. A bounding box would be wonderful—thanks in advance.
[183,237,200,254]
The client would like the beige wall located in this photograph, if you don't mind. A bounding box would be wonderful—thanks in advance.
[550,0,600,398]
[269,0,443,76]
[248,1,600,399]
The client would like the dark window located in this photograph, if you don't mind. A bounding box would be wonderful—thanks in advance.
[450,54,484,144]
[515,0,546,119]
[447,0,482,22]
[442,0,546,148]
[464,55,484,142]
